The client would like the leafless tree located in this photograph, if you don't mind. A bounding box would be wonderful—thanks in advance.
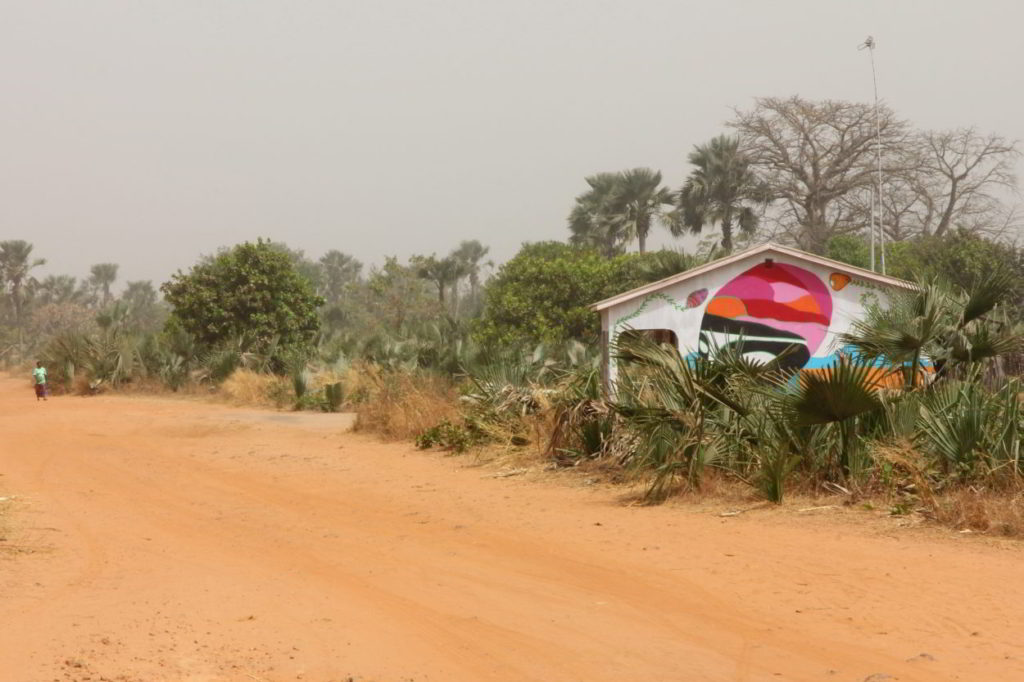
[836,152,936,243]
[729,96,910,253]
[732,98,1021,250]
[838,128,1021,241]
[918,128,1020,237]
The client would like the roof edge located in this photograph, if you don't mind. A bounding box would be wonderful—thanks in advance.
[591,242,915,312]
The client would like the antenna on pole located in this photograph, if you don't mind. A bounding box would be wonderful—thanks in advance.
[859,36,885,274]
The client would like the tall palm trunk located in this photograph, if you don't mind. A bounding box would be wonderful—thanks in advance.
[11,279,24,354]
[637,214,650,254]
[721,209,734,252]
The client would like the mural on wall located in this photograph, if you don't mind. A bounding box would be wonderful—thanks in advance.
[829,272,851,291]
[609,257,928,388]
[697,262,832,372]
[685,288,708,308]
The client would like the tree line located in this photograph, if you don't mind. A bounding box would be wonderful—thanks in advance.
[0,235,504,384]
[1,93,1020,383]
[568,96,1020,256]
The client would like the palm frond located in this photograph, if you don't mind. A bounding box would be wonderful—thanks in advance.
[961,268,1015,326]
[782,357,883,426]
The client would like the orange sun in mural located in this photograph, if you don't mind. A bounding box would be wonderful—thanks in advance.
[829,272,851,291]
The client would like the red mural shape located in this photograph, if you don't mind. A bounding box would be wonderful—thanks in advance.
[699,262,833,369]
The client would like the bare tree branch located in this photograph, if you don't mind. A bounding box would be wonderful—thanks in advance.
[729,96,909,253]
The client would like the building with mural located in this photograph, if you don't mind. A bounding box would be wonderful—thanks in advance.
[592,243,917,388]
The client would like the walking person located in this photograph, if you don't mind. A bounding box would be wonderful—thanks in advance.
[32,360,48,401]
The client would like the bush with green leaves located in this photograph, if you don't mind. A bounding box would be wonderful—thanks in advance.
[828,230,1024,315]
[416,419,475,453]
[161,239,324,371]
[473,242,699,349]
[324,382,344,412]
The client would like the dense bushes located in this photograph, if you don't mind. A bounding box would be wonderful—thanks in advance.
[415,267,1024,535]
[828,230,1024,314]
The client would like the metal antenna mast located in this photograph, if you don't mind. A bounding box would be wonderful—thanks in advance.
[869,189,876,271]
[859,36,885,274]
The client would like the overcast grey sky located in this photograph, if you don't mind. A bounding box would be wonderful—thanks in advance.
[2,0,1021,287]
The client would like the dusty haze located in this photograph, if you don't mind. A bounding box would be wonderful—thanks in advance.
[2,0,1022,286]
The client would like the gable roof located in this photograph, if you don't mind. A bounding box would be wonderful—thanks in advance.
[591,242,915,312]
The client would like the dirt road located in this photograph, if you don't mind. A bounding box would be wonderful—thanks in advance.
[1,377,1021,682]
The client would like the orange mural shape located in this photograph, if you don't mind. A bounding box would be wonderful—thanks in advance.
[801,363,936,391]
[829,273,851,291]
[705,295,747,319]
[787,294,822,315]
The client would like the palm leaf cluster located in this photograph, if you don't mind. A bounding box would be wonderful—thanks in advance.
[599,272,1023,501]
[568,137,766,256]
[569,169,674,255]
[611,324,1023,503]
[674,135,768,252]
[841,270,1024,389]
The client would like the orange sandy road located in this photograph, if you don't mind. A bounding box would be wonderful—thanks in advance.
[0,377,1021,682]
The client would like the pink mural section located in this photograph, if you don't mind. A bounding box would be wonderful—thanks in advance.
[700,262,833,365]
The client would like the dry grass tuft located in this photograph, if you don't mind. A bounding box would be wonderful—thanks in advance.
[930,489,1024,537]
[71,372,93,396]
[348,363,460,440]
[219,369,290,408]
[873,441,1024,536]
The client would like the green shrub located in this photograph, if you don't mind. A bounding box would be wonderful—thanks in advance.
[295,392,330,412]
[324,381,344,412]
[416,419,475,453]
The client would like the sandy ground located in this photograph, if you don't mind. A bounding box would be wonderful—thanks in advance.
[1,377,1022,682]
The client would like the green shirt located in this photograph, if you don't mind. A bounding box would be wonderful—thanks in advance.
[33,367,46,385]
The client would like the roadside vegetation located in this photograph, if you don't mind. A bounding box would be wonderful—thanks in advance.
[2,94,1023,535]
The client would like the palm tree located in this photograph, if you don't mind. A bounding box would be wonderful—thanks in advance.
[0,240,46,350]
[412,254,464,306]
[36,275,81,305]
[635,249,700,283]
[568,173,624,257]
[676,135,766,252]
[779,356,883,480]
[612,334,747,500]
[614,168,675,254]
[453,240,491,301]
[568,169,674,255]
[89,263,119,306]
[318,250,362,304]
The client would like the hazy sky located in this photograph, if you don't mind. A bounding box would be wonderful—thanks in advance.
[2,1,1022,288]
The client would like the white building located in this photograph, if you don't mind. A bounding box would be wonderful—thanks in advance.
[592,243,916,387]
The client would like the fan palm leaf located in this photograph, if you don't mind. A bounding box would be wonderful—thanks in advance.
[677,136,767,252]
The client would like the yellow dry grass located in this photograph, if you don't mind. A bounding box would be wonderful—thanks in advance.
[219,369,289,408]
[347,363,460,440]
[930,489,1024,537]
